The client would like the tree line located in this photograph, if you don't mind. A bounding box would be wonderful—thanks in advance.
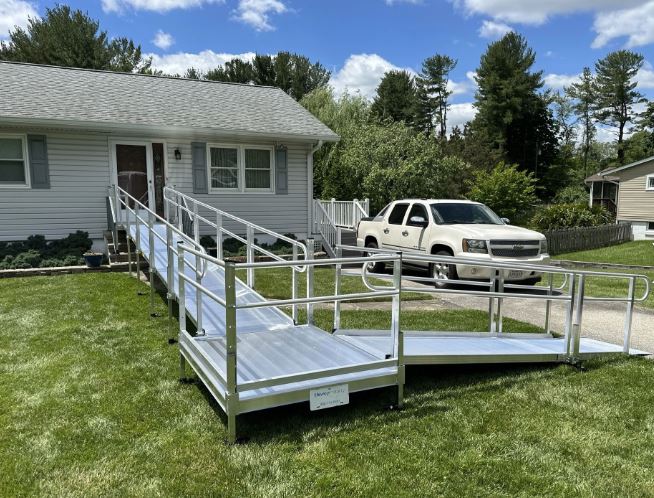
[2,5,653,223]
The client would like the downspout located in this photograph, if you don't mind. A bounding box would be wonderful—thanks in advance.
[307,140,323,237]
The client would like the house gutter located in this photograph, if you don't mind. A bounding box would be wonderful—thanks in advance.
[307,140,324,237]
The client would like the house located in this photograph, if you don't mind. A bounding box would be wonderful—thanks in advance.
[0,61,338,248]
[586,155,654,240]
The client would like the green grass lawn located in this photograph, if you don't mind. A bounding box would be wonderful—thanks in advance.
[556,240,654,266]
[2,273,654,496]
[548,241,654,310]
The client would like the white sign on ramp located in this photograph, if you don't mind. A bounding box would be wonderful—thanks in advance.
[309,384,349,411]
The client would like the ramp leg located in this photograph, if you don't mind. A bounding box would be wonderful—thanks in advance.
[179,352,186,380]
[127,235,133,277]
[167,294,176,345]
[227,412,237,444]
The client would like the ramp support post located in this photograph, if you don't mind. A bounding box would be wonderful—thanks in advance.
[292,244,298,324]
[623,276,636,354]
[166,224,175,342]
[570,274,585,362]
[126,196,133,278]
[306,239,315,325]
[497,271,505,335]
[225,261,239,444]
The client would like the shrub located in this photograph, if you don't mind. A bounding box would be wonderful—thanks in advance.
[467,163,538,224]
[0,232,92,270]
[552,185,588,205]
[530,204,613,230]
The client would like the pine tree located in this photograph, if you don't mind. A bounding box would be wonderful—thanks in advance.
[565,67,596,176]
[371,70,418,125]
[416,54,457,138]
[594,50,645,164]
[473,32,545,172]
[0,5,148,72]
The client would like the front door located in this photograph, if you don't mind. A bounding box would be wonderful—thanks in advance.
[112,141,166,220]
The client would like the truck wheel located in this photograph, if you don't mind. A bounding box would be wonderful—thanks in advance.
[365,241,385,273]
[430,250,458,288]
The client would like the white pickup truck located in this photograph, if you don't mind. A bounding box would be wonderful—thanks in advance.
[356,199,550,285]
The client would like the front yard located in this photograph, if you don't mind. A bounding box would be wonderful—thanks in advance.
[2,272,654,496]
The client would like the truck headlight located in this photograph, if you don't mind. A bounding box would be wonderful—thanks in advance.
[463,239,488,254]
[540,239,548,254]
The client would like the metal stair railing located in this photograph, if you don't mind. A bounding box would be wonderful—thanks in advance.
[315,198,369,229]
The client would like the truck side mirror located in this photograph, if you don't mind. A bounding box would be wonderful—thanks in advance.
[501,217,510,224]
[409,216,428,227]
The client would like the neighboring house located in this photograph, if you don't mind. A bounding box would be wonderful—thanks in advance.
[0,61,338,247]
[586,155,654,240]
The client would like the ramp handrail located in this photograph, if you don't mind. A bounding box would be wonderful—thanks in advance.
[164,187,308,286]
[338,243,651,356]
[176,243,403,404]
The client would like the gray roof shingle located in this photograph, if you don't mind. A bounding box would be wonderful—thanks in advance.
[0,62,338,141]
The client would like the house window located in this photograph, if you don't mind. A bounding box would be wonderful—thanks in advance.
[0,135,28,186]
[210,147,239,189]
[646,174,654,191]
[208,144,274,192]
[244,148,272,190]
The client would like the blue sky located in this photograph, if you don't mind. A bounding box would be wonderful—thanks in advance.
[2,0,654,133]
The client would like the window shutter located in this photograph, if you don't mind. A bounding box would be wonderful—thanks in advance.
[275,146,288,195]
[27,135,50,189]
[191,142,208,194]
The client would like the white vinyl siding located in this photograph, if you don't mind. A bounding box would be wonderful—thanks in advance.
[0,131,110,240]
[170,140,309,236]
[616,161,654,222]
[0,129,310,242]
[0,134,29,187]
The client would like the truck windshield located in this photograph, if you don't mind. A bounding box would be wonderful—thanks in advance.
[430,203,503,225]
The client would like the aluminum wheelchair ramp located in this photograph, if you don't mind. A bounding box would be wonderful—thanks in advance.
[111,185,404,443]
[334,331,648,365]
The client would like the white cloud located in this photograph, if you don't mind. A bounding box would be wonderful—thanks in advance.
[102,0,223,13]
[152,30,174,50]
[330,53,412,99]
[543,73,581,90]
[447,102,477,133]
[636,61,654,88]
[148,50,255,75]
[478,19,512,39]
[454,0,646,25]
[0,0,37,38]
[233,0,287,31]
[592,1,654,48]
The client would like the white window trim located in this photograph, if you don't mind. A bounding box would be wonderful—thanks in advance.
[646,174,654,191]
[0,133,30,189]
[207,143,275,194]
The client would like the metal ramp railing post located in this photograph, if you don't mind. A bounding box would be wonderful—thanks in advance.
[497,271,505,335]
[569,274,585,362]
[148,211,157,316]
[564,272,577,356]
[177,242,187,380]
[306,239,315,325]
[166,224,175,343]
[246,226,255,288]
[216,212,223,261]
[126,193,133,278]
[224,261,239,444]
[488,270,498,334]
[135,202,141,283]
[544,273,554,335]
[392,252,404,408]
[333,229,342,332]
[292,244,298,324]
[623,276,636,353]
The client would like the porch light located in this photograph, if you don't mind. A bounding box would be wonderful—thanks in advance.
[174,148,182,160]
